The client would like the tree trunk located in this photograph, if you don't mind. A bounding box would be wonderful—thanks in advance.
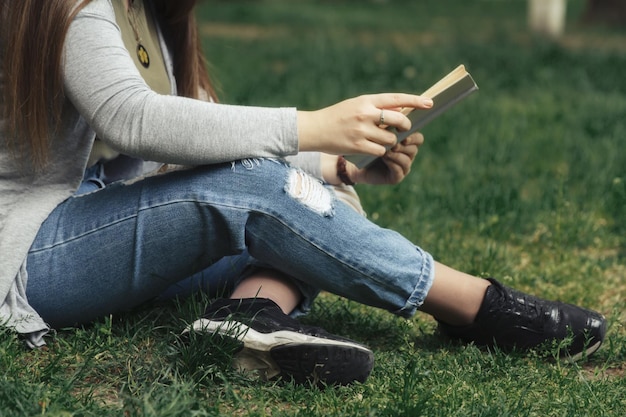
[528,0,567,37]
[583,0,626,26]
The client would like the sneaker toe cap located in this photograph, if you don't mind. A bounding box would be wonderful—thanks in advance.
[557,305,607,357]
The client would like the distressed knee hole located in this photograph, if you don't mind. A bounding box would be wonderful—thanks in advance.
[285,169,334,217]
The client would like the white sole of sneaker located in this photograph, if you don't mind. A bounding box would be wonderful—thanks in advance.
[566,339,603,362]
[187,318,374,384]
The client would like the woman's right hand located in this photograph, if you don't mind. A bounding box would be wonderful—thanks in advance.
[297,93,433,156]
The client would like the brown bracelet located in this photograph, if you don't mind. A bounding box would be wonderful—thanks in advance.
[337,156,355,186]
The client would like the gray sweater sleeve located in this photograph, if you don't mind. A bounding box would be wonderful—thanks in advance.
[63,1,308,167]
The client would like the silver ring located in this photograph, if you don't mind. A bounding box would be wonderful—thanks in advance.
[378,109,385,126]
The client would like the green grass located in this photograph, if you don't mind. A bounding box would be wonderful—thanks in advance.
[3,0,626,415]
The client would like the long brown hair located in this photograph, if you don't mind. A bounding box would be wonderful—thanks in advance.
[0,0,216,169]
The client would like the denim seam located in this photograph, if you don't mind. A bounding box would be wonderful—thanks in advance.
[393,248,435,318]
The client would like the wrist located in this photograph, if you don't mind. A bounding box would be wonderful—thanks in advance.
[296,110,322,153]
[321,154,357,186]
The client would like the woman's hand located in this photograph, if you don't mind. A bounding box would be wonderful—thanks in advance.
[352,131,425,185]
[297,93,433,156]
[320,131,425,186]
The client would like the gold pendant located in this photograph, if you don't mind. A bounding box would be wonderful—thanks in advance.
[137,44,150,68]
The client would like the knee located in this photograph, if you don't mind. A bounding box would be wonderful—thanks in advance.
[284,169,334,217]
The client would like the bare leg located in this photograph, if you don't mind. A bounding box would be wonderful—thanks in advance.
[230,268,302,314]
[230,261,490,324]
[419,262,491,325]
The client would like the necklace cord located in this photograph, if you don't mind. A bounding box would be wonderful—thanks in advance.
[125,0,150,68]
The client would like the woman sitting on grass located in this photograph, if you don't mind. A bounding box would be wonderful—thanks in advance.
[0,0,607,386]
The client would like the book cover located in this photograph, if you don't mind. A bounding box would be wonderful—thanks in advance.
[346,65,478,169]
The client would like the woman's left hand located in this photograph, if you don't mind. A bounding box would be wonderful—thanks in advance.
[351,131,425,185]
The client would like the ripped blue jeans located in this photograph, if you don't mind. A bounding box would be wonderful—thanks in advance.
[25,160,434,328]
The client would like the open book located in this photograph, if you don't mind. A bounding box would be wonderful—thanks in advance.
[346,64,478,168]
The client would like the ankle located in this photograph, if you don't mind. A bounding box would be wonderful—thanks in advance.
[433,308,479,327]
[421,275,491,326]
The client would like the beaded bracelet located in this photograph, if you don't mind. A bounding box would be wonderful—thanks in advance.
[337,156,355,186]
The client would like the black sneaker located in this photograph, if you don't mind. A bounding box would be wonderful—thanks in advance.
[185,298,375,385]
[437,278,607,360]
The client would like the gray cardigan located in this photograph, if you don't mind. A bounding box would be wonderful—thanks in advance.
[0,0,321,347]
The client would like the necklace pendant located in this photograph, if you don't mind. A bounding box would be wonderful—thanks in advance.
[136,43,150,68]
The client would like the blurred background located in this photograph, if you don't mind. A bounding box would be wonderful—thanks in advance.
[195,0,625,307]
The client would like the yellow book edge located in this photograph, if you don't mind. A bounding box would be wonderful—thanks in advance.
[401,64,471,116]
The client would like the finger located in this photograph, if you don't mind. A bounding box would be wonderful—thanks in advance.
[401,132,425,147]
[367,126,399,148]
[353,140,389,157]
[374,108,413,132]
[391,136,419,154]
[369,93,434,111]
[383,157,409,183]
[390,143,418,161]
[383,150,413,176]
